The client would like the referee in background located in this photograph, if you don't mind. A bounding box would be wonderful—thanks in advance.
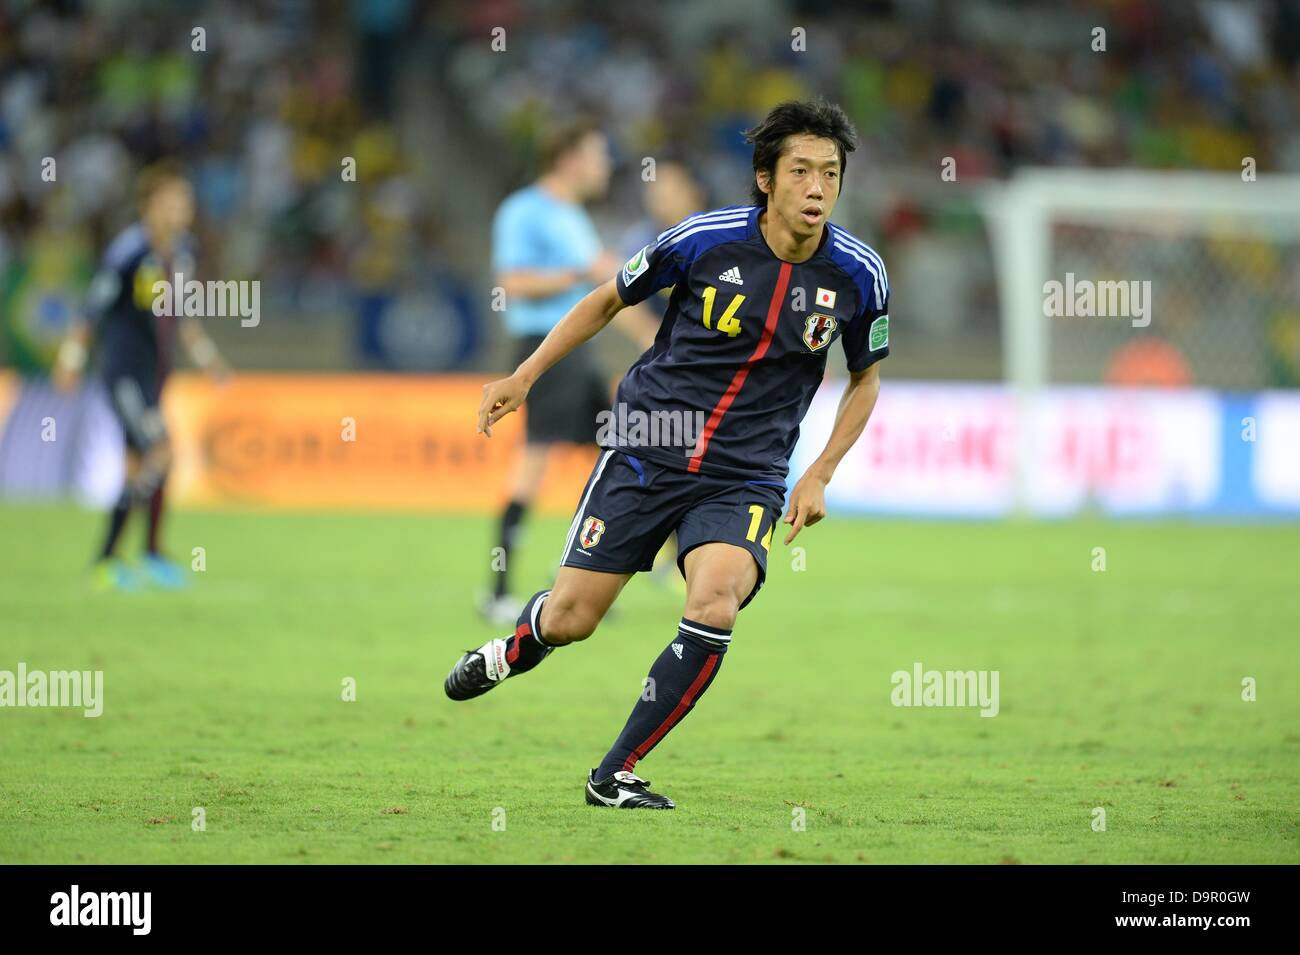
[482,118,653,625]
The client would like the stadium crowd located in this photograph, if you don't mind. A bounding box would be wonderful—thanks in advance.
[1,0,1297,380]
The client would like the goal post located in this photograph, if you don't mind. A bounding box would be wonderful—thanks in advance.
[985,168,1300,388]
[981,168,1300,513]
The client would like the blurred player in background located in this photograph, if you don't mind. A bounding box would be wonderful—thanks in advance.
[482,118,654,625]
[54,163,229,590]
[620,157,708,591]
[448,100,890,809]
[619,157,707,266]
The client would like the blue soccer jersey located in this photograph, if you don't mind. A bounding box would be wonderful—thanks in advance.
[610,204,890,483]
[87,223,197,385]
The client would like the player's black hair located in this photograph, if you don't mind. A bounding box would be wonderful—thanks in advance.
[743,100,858,206]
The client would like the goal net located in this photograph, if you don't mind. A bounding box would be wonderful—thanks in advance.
[981,169,1300,515]
[985,168,1300,393]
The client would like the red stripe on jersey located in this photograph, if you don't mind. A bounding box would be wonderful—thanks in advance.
[686,261,793,473]
[686,259,795,472]
[622,652,720,771]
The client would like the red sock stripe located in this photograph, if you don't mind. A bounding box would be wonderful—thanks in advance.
[686,261,792,473]
[147,485,165,553]
[506,623,531,664]
[622,653,719,771]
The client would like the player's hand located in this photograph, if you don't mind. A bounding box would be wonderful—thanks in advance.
[783,472,828,545]
[477,373,531,437]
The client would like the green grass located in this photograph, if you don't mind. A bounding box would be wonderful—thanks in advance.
[0,503,1296,863]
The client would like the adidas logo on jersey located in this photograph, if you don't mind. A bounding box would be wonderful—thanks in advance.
[718,267,743,285]
[671,642,683,659]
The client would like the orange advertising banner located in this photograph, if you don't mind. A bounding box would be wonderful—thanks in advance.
[0,371,17,425]
[163,373,600,512]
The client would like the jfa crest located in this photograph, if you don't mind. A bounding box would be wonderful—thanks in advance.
[802,313,837,351]
[580,516,606,549]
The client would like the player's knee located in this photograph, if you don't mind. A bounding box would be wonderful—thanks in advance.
[539,595,601,644]
[683,586,740,632]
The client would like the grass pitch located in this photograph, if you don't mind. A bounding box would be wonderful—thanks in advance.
[0,503,1296,863]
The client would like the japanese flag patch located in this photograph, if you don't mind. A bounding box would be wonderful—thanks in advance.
[815,287,836,308]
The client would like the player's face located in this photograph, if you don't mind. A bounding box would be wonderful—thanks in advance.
[572,131,612,200]
[761,134,841,235]
[646,163,704,228]
[144,180,196,240]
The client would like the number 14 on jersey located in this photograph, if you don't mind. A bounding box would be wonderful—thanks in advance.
[701,286,745,338]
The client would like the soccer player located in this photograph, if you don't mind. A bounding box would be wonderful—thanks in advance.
[481,118,654,626]
[53,163,228,590]
[445,100,889,810]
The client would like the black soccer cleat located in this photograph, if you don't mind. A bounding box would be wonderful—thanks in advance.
[443,638,509,701]
[584,768,676,809]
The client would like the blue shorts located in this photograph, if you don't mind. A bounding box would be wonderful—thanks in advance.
[558,450,788,610]
[104,370,168,453]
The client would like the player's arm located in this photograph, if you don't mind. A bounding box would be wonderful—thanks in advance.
[478,278,627,435]
[499,252,657,347]
[783,361,882,544]
[52,322,92,393]
[53,264,122,392]
[497,268,583,300]
[179,317,230,382]
[497,251,621,301]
